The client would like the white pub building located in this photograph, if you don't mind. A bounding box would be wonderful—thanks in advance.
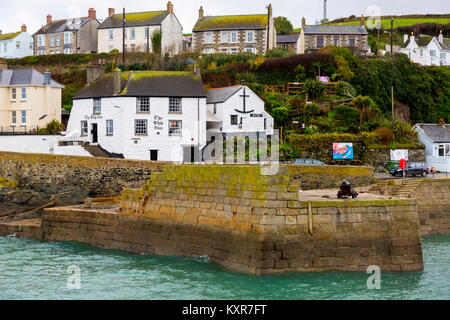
[65,70,274,162]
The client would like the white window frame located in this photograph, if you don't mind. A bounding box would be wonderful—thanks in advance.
[11,111,17,126]
[21,88,26,101]
[333,36,339,46]
[169,98,182,113]
[221,31,228,43]
[349,36,356,47]
[231,115,238,125]
[21,110,26,125]
[106,120,114,135]
[11,88,17,101]
[231,31,238,43]
[168,120,182,136]
[137,97,150,113]
[440,52,446,61]
[93,98,101,114]
[144,28,149,39]
[430,50,436,57]
[64,48,73,54]
[246,31,254,43]
[56,35,61,47]
[109,30,114,41]
[230,48,237,54]
[81,121,88,136]
[37,35,45,47]
[50,36,54,47]
[130,28,136,40]
[135,119,148,136]
[205,32,213,44]
[16,41,21,49]
[64,32,72,44]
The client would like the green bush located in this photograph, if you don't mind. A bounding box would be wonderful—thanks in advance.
[374,127,395,144]
[45,120,64,135]
[304,79,326,99]
[334,105,360,132]
[265,48,295,58]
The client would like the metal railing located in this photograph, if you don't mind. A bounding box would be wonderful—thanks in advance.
[264,82,338,96]
[0,125,41,135]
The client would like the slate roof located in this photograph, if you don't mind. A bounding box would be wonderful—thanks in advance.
[0,32,21,41]
[277,34,299,43]
[35,17,92,35]
[416,124,450,143]
[193,15,268,31]
[206,85,241,104]
[74,71,206,100]
[403,35,450,50]
[98,11,169,29]
[303,25,368,35]
[0,69,64,88]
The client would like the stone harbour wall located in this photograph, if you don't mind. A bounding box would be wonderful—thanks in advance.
[413,179,450,235]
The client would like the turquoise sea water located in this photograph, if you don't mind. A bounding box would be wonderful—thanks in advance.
[0,235,449,300]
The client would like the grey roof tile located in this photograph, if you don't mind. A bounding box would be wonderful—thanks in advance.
[0,69,64,88]
[303,25,368,35]
[417,124,450,143]
[206,85,241,104]
[277,34,299,43]
[35,17,91,35]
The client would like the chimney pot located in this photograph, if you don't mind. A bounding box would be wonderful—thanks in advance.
[199,6,204,19]
[44,72,51,86]
[47,14,52,24]
[167,1,174,14]
[108,8,115,17]
[360,14,365,27]
[88,8,96,20]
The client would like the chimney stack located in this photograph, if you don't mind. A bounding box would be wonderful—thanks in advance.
[360,14,365,27]
[88,8,96,20]
[302,17,306,28]
[44,72,51,86]
[410,32,415,44]
[21,24,27,33]
[108,8,115,17]
[0,59,7,70]
[404,34,408,43]
[113,68,121,95]
[47,14,52,24]
[439,30,444,44]
[167,1,174,14]
[199,6,204,19]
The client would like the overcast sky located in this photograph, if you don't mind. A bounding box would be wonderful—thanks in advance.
[0,0,447,34]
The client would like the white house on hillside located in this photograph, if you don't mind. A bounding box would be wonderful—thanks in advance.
[66,70,207,162]
[206,84,274,139]
[400,31,450,66]
[97,2,183,55]
[0,26,34,58]
[414,123,450,172]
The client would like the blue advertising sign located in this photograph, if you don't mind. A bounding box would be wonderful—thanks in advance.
[333,143,354,160]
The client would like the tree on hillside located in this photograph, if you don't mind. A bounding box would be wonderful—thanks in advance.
[274,17,294,35]
[352,95,380,132]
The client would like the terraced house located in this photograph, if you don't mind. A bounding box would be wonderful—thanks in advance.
[97,2,183,55]
[299,16,369,54]
[0,25,34,59]
[0,62,64,134]
[33,8,99,55]
[192,4,276,55]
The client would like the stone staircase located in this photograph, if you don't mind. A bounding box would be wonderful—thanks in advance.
[370,179,424,198]
[82,144,109,158]
[391,179,424,198]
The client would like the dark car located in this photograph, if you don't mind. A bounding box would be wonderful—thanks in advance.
[292,159,326,166]
[389,162,430,177]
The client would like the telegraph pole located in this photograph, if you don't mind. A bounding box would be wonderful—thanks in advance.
[390,17,394,55]
[122,8,126,68]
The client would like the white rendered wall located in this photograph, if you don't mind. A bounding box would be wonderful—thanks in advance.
[67,96,207,162]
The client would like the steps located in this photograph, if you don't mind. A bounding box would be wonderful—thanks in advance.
[82,144,109,158]
[369,180,390,195]
[391,179,423,198]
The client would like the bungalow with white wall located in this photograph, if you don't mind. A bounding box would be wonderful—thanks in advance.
[97,2,183,55]
[0,25,34,58]
[206,84,274,139]
[414,123,450,172]
[400,31,450,66]
[66,70,207,162]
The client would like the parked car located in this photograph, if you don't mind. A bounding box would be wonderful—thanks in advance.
[389,162,430,177]
[292,159,326,166]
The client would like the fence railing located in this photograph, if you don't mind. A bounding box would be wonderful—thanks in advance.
[0,126,41,135]
[264,82,338,96]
